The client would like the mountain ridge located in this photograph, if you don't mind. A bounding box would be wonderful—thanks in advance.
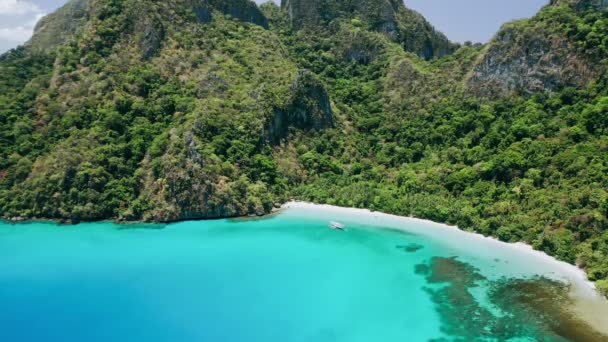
[281,0,455,60]
[466,0,608,97]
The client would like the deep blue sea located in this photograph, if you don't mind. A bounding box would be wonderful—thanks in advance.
[1,204,607,341]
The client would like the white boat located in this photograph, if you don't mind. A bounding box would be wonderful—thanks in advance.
[329,221,346,230]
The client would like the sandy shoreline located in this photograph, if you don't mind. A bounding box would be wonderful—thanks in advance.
[283,201,590,283]
[282,201,608,334]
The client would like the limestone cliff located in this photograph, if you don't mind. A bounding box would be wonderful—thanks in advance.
[196,0,268,28]
[26,0,268,53]
[281,0,454,60]
[466,1,606,97]
[466,22,595,97]
[26,0,90,52]
[266,70,334,145]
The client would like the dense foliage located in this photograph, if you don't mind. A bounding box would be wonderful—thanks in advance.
[0,0,607,292]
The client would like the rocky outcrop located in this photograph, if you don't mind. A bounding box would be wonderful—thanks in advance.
[466,1,607,98]
[132,2,166,60]
[209,0,268,28]
[281,0,454,60]
[138,0,268,58]
[394,7,453,60]
[466,22,596,97]
[194,0,268,28]
[139,18,165,59]
[138,128,277,222]
[283,0,400,30]
[266,70,334,144]
[25,0,267,54]
[26,0,90,52]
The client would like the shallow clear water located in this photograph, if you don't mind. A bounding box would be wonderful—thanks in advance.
[0,205,606,341]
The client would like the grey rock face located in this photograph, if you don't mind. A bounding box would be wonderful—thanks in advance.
[135,10,165,60]
[211,0,269,28]
[195,0,269,28]
[26,0,90,52]
[282,0,400,28]
[395,7,453,60]
[25,0,267,54]
[140,23,164,59]
[281,0,454,60]
[466,20,597,97]
[266,70,334,144]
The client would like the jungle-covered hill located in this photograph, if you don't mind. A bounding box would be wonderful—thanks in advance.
[1,0,608,292]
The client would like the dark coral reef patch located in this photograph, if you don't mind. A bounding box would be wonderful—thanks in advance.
[417,257,608,341]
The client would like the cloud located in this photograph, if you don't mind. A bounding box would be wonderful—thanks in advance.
[0,0,41,15]
[0,12,43,42]
[0,25,34,42]
[0,2,45,53]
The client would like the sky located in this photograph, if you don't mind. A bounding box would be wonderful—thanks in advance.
[0,0,548,54]
[405,0,547,43]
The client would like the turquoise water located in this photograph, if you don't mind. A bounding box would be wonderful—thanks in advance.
[1,205,607,341]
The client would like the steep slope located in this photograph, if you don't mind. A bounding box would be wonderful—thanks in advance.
[467,0,608,97]
[0,0,334,222]
[22,0,270,55]
[26,0,90,52]
[281,0,454,60]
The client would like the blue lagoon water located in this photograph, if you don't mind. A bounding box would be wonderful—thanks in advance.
[1,204,607,341]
